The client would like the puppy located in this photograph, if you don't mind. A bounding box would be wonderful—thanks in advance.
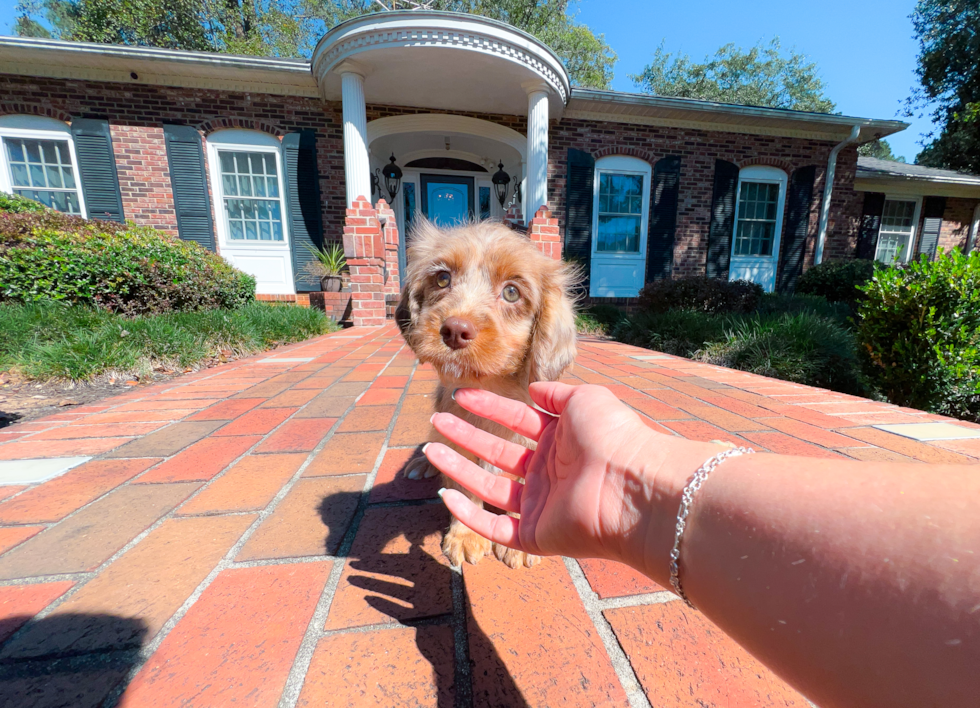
[395,219,578,569]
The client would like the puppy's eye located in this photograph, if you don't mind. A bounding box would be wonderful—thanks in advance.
[502,284,521,303]
[435,271,451,289]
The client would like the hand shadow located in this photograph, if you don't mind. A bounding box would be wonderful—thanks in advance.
[0,612,149,708]
[318,449,528,708]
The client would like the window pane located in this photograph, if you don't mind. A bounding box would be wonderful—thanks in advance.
[403,182,416,237]
[479,186,491,220]
[4,137,82,215]
[597,214,641,252]
[876,200,917,264]
[734,180,780,257]
[220,148,285,242]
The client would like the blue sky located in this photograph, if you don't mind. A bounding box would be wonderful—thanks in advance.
[0,0,932,160]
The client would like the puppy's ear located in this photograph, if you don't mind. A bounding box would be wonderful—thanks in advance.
[528,264,578,383]
[396,217,440,339]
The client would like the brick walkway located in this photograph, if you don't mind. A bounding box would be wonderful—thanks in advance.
[1,324,978,708]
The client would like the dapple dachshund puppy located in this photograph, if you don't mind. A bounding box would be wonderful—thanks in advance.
[395,219,577,569]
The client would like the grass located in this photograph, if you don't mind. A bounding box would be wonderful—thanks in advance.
[0,302,338,381]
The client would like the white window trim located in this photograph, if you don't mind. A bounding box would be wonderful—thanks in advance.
[874,195,922,265]
[730,165,788,263]
[591,155,652,259]
[0,115,87,217]
[205,129,290,250]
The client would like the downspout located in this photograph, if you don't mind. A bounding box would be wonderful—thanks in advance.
[814,124,862,265]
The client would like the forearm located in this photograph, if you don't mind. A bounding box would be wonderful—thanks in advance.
[630,444,980,708]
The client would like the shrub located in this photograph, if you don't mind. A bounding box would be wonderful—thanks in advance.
[637,276,763,315]
[1,206,255,316]
[612,309,729,356]
[0,192,47,214]
[796,259,876,309]
[700,312,867,395]
[576,304,628,334]
[856,250,980,421]
[755,292,853,326]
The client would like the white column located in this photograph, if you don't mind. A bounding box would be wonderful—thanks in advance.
[525,83,550,219]
[340,67,370,207]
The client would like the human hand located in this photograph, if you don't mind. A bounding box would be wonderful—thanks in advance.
[424,383,715,580]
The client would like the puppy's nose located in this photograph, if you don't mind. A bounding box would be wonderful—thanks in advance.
[440,317,477,350]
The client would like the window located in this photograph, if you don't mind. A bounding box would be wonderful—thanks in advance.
[596,172,645,253]
[0,115,85,216]
[403,181,416,236]
[875,199,919,265]
[734,181,780,256]
[479,185,491,221]
[206,130,288,246]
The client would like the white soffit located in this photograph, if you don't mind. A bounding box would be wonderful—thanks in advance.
[311,11,570,118]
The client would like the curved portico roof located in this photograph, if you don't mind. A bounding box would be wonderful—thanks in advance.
[311,11,571,119]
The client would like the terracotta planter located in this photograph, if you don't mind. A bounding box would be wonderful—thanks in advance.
[320,275,343,293]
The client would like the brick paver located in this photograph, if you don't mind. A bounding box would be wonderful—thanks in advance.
[0,324,975,707]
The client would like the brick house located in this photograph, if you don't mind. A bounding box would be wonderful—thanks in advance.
[1,10,978,323]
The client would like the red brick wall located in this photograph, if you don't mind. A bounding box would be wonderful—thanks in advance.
[108,124,178,234]
[938,197,979,253]
[549,119,863,277]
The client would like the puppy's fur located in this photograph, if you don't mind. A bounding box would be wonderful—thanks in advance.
[396,219,577,568]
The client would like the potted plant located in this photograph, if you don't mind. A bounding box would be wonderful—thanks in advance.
[303,243,347,292]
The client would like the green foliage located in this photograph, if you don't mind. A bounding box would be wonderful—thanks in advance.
[0,192,48,214]
[16,0,616,87]
[612,309,730,356]
[858,139,906,163]
[0,301,335,381]
[0,206,255,316]
[909,0,980,172]
[754,292,853,325]
[856,249,980,421]
[637,276,763,315]
[575,303,627,335]
[630,38,835,113]
[700,312,866,395]
[306,242,347,276]
[796,259,876,310]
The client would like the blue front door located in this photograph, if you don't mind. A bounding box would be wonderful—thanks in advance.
[421,175,474,227]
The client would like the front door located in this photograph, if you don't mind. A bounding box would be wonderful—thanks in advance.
[421,174,474,227]
[728,168,786,293]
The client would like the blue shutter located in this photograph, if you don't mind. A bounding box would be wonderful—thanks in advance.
[706,159,739,279]
[647,155,681,282]
[856,192,886,260]
[283,130,324,291]
[163,124,215,251]
[777,165,816,293]
[565,148,595,290]
[70,118,124,223]
[917,196,946,261]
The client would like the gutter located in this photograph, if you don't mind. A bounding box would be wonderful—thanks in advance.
[814,124,861,265]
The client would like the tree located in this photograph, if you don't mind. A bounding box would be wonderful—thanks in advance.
[14,0,616,88]
[630,38,835,114]
[908,0,980,172]
[858,139,906,163]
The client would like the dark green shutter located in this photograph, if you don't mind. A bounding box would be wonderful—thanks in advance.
[777,165,816,293]
[70,118,124,223]
[283,130,324,291]
[856,192,886,260]
[706,159,739,279]
[917,196,946,261]
[163,124,215,251]
[565,148,595,290]
[647,155,681,282]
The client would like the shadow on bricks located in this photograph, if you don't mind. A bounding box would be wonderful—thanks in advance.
[0,612,149,707]
[318,471,528,707]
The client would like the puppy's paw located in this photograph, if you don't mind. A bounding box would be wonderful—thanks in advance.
[494,543,540,569]
[405,455,440,480]
[442,524,492,566]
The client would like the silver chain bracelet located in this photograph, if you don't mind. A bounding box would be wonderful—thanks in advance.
[669,446,754,608]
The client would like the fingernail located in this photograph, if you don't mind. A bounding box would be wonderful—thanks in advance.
[422,442,431,455]
[437,487,447,499]
[429,412,437,424]
[450,388,459,402]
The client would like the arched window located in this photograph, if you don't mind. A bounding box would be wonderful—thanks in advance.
[729,165,788,292]
[589,155,652,297]
[0,115,85,215]
[206,129,288,244]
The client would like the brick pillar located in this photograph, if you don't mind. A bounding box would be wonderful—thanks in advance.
[375,198,400,297]
[504,202,524,229]
[342,196,386,327]
[528,205,561,260]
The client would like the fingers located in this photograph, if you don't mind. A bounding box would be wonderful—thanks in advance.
[438,488,524,552]
[528,381,579,415]
[430,412,534,477]
[452,388,555,442]
[424,442,523,513]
